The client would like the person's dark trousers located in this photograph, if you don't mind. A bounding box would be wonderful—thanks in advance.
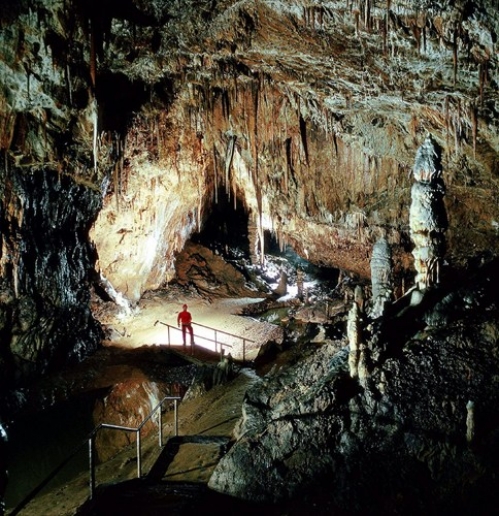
[182,323,194,346]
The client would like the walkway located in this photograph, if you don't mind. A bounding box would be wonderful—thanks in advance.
[75,370,259,515]
[102,294,284,361]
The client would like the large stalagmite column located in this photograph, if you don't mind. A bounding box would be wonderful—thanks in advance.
[370,236,393,318]
[409,135,448,290]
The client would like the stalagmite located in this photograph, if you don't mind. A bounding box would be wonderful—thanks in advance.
[357,341,370,389]
[466,400,475,443]
[274,269,288,297]
[370,236,393,318]
[354,284,364,313]
[409,135,448,290]
[248,219,261,266]
[296,267,305,300]
[347,302,360,378]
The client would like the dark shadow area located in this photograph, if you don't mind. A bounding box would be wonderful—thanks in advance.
[96,72,151,133]
[4,391,101,509]
[147,435,229,482]
[192,187,250,260]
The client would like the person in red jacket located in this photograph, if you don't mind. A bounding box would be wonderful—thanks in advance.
[177,304,194,348]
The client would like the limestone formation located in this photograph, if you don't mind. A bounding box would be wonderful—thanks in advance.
[347,302,361,378]
[466,400,475,443]
[0,3,499,512]
[353,285,365,313]
[409,136,448,290]
[370,237,393,318]
[209,263,499,513]
[274,270,288,298]
[357,342,371,389]
[296,267,305,301]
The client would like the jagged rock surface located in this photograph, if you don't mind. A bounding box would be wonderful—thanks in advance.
[0,168,102,384]
[209,261,499,513]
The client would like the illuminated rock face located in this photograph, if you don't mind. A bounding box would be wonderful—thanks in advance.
[0,0,498,379]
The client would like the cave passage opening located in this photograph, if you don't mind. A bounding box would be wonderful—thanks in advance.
[190,186,341,298]
[191,186,250,261]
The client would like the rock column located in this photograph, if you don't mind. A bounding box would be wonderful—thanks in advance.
[409,135,448,290]
[370,236,393,318]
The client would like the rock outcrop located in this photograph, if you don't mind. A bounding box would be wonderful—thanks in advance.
[209,259,499,513]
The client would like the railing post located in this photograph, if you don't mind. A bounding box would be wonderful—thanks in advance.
[88,436,95,499]
[167,325,171,346]
[158,406,163,448]
[136,430,141,478]
[174,399,178,437]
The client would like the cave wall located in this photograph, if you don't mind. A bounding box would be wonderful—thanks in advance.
[0,166,102,384]
[0,0,499,380]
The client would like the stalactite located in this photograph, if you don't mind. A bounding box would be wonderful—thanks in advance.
[471,102,477,158]
[453,99,462,155]
[24,63,30,102]
[299,114,309,166]
[383,0,390,56]
[353,8,360,34]
[452,26,458,85]
[364,0,371,30]
[422,14,427,53]
[444,96,450,156]
[92,96,98,175]
[65,63,73,106]
[213,147,218,204]
[479,62,488,105]
[248,220,259,266]
[258,213,265,266]
[89,22,97,91]
[225,135,235,191]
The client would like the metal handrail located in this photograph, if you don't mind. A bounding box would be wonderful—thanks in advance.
[89,396,180,498]
[9,396,181,515]
[154,320,255,361]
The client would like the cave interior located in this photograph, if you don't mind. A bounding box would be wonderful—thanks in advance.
[1,0,499,515]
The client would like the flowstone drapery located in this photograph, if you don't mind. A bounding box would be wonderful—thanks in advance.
[409,136,448,290]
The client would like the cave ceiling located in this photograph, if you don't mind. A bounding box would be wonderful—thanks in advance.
[0,0,499,378]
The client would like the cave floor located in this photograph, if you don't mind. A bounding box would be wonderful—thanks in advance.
[96,289,284,362]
